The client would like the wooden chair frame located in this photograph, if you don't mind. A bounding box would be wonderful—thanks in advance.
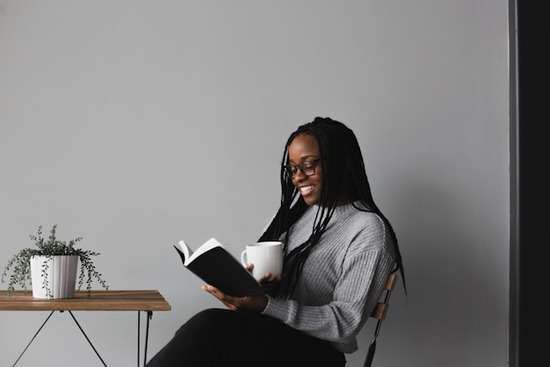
[363,269,398,367]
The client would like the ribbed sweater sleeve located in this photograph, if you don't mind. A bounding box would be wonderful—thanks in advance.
[261,225,395,345]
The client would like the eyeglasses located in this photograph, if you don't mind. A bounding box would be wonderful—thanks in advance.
[283,158,321,177]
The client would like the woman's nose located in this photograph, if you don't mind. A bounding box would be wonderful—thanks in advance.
[292,169,308,183]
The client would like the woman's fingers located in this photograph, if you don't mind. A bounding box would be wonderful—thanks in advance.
[201,284,266,312]
[245,263,254,273]
[202,284,223,300]
[218,297,236,310]
[202,284,238,310]
[260,272,273,282]
[259,273,281,285]
[226,303,237,311]
[268,273,280,282]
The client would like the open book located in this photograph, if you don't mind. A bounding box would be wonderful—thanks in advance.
[173,238,265,297]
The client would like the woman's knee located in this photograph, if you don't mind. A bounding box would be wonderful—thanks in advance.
[175,308,232,337]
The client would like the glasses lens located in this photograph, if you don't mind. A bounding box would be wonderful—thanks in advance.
[302,159,319,176]
[284,165,295,176]
[284,159,319,177]
[303,167,315,176]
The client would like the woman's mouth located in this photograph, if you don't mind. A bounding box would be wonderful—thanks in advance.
[299,185,314,196]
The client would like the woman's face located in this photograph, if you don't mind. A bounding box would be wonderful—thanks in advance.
[287,134,322,206]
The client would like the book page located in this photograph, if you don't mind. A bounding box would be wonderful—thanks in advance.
[187,238,223,265]
[177,240,192,265]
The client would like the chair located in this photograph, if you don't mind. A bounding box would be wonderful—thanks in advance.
[363,269,399,367]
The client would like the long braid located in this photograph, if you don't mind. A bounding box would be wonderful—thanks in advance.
[346,127,408,294]
[278,203,336,298]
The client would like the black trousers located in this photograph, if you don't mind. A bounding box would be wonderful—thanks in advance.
[146,308,346,367]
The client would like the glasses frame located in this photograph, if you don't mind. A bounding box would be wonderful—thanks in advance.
[283,158,321,178]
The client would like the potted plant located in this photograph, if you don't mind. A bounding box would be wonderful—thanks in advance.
[1,224,109,299]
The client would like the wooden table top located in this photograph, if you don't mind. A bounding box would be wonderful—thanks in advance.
[0,290,171,311]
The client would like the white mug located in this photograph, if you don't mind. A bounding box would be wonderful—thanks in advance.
[240,241,283,282]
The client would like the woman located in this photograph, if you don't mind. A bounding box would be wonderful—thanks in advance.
[147,117,406,366]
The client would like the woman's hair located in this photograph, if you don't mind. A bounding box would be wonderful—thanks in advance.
[258,116,407,298]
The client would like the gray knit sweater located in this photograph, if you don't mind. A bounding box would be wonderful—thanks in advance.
[260,201,397,353]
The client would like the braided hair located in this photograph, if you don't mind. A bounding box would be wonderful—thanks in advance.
[258,117,407,299]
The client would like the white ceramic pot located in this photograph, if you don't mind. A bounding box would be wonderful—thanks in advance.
[30,255,78,299]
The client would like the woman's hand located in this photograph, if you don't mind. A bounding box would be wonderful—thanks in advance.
[245,263,281,292]
[201,284,268,312]
[201,264,281,312]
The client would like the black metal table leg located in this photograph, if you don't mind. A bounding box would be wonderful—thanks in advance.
[13,309,151,366]
[138,310,153,367]
[144,311,152,367]
[68,311,108,367]
[137,311,141,367]
[11,311,55,367]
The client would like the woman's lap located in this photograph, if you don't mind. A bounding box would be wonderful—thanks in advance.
[147,308,346,367]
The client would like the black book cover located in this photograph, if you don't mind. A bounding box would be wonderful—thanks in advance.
[173,245,265,297]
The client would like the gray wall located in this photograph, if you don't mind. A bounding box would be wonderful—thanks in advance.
[0,1,509,366]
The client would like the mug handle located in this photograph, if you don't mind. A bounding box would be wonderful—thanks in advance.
[240,249,247,267]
